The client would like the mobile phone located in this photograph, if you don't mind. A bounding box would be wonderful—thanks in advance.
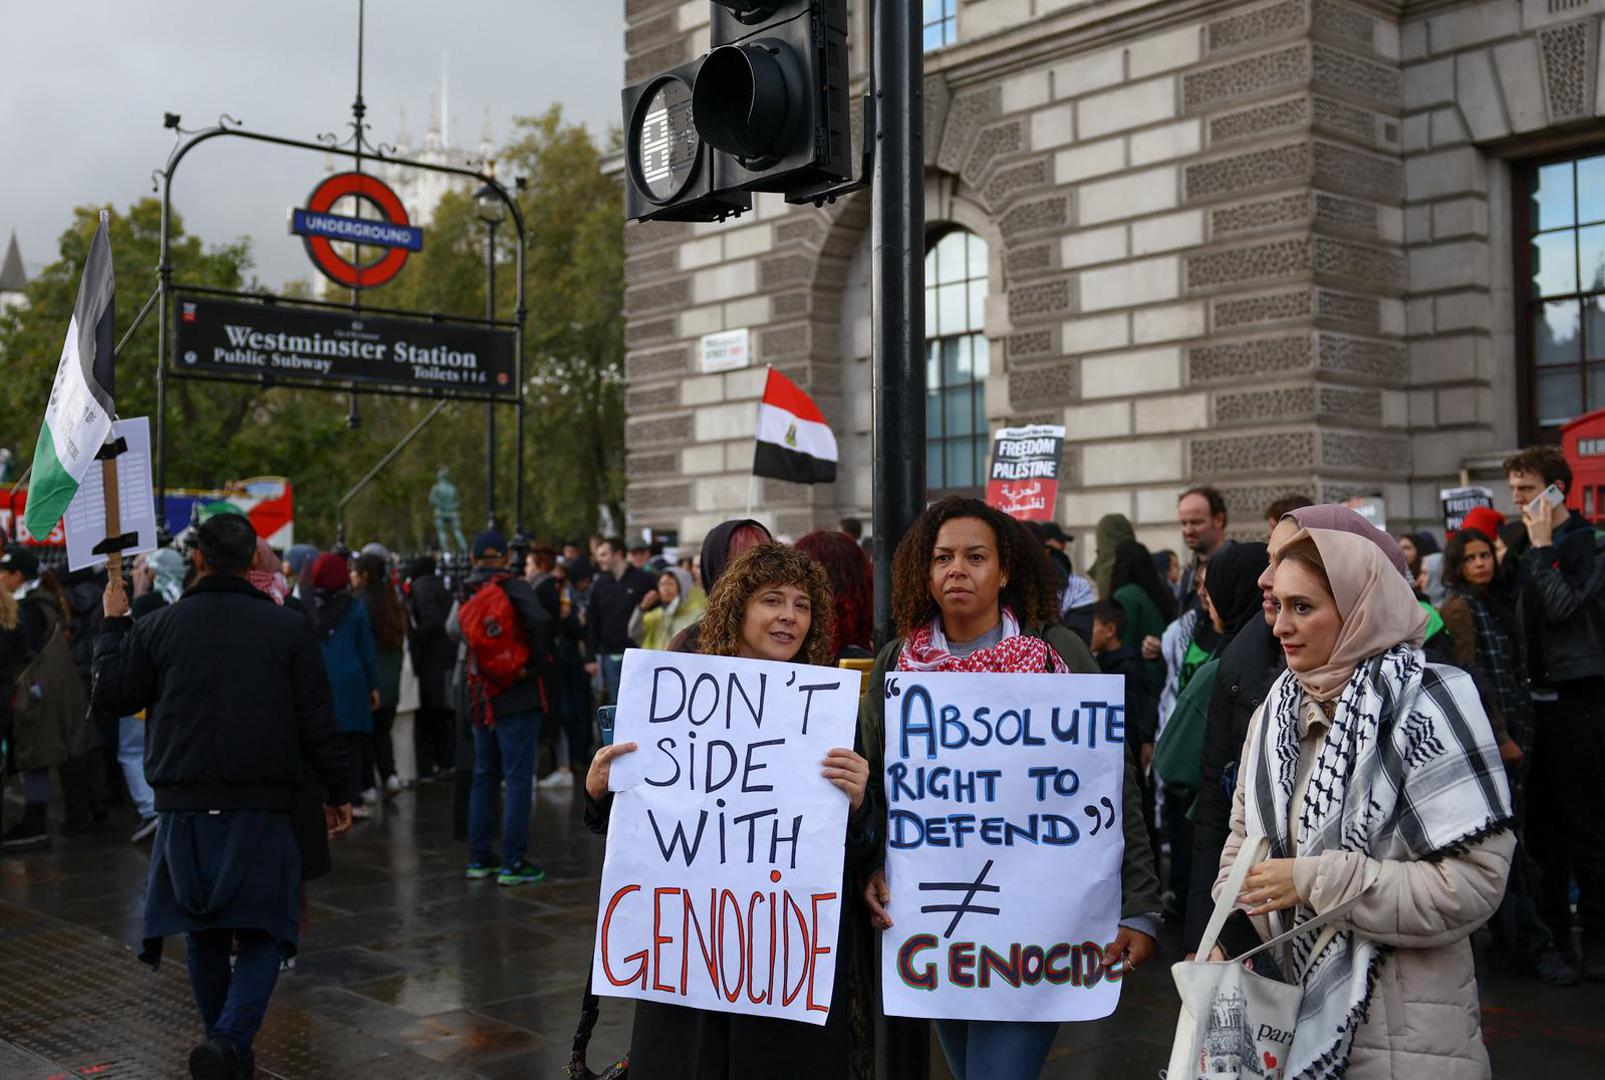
[597,705,617,746]
[1527,483,1565,518]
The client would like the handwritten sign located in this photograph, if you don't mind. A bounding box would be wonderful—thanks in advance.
[881,670,1128,1022]
[985,424,1065,522]
[592,650,859,1024]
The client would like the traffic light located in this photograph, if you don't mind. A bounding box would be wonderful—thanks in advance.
[622,0,853,222]
[622,57,752,224]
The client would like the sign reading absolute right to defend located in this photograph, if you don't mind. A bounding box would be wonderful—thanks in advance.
[592,650,859,1024]
[985,425,1066,521]
[881,670,1128,1022]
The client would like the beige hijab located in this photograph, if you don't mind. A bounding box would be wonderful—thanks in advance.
[1283,527,1427,702]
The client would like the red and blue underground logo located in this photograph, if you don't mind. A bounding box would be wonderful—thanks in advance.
[290,172,423,289]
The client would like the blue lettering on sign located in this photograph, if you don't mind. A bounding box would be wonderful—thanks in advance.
[291,209,425,252]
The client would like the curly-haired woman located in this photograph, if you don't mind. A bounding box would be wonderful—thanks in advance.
[584,542,872,1080]
[858,496,1162,1080]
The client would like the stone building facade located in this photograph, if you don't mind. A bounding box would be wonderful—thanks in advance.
[622,0,1605,558]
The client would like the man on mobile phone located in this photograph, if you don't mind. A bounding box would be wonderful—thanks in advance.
[1507,446,1605,986]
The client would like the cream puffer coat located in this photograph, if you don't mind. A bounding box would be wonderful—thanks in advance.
[1215,702,1515,1080]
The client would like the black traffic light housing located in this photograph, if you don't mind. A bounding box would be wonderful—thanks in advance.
[622,56,753,223]
[622,0,853,222]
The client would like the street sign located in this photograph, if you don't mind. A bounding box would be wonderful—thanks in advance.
[291,171,420,288]
[173,294,517,398]
[698,328,750,372]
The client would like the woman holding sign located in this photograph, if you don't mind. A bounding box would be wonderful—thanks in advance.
[1211,526,1514,1078]
[859,496,1162,1080]
[585,542,872,1079]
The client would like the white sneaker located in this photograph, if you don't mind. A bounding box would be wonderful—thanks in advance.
[362,787,379,804]
[537,768,574,789]
[351,803,372,819]
[383,775,403,797]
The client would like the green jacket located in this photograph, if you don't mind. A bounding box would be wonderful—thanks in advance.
[1113,583,1168,695]
[857,622,1163,920]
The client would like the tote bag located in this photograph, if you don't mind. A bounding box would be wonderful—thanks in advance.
[1164,776,1376,1079]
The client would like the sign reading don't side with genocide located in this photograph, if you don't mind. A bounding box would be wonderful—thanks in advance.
[880,670,1128,1023]
[592,651,859,1025]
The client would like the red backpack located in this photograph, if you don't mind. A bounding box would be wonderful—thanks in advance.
[458,574,530,726]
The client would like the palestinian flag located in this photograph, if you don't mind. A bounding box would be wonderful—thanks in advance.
[753,368,837,485]
[24,214,115,538]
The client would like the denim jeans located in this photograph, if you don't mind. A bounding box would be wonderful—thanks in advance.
[469,707,541,867]
[185,928,282,1052]
[117,716,156,819]
[934,1019,1060,1080]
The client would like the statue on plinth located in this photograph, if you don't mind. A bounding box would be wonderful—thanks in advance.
[429,466,468,554]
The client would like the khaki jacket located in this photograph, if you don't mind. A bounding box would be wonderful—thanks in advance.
[1215,702,1513,1080]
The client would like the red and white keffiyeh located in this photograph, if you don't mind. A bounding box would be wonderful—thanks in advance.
[897,607,1068,674]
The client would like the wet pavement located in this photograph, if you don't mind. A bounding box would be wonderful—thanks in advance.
[2,779,1602,1078]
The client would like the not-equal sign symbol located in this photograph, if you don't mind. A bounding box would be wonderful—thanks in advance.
[918,859,1002,938]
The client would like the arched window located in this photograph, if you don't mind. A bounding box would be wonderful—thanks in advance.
[924,229,990,492]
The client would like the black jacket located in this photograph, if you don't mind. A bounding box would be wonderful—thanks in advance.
[406,572,454,711]
[587,564,658,656]
[1185,616,1283,951]
[1518,513,1605,687]
[1097,644,1157,746]
[449,568,556,720]
[90,573,350,812]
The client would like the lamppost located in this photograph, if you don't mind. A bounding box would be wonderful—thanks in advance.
[476,180,505,530]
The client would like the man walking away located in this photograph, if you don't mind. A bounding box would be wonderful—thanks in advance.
[405,556,455,781]
[91,514,351,1079]
[449,530,555,886]
[585,536,657,706]
[1507,446,1605,985]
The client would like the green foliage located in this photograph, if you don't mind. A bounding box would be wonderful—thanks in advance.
[0,107,625,549]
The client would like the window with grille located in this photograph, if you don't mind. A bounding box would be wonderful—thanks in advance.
[924,229,990,493]
[1523,151,1605,437]
[923,0,956,51]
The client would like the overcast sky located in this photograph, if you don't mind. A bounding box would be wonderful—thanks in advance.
[0,2,623,290]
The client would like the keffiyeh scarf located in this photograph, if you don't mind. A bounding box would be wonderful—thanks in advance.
[1246,644,1511,1079]
[897,608,1069,674]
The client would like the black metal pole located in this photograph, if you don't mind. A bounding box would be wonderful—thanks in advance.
[485,218,497,529]
[871,0,925,645]
[871,3,928,1073]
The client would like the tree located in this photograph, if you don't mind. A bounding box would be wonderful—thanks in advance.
[0,108,625,550]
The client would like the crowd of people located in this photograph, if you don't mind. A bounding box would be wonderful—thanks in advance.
[0,441,1597,1077]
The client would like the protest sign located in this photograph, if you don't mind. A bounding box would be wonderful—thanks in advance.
[880,670,1128,1022]
[592,650,860,1025]
[985,425,1065,521]
[1440,486,1494,533]
[63,417,158,572]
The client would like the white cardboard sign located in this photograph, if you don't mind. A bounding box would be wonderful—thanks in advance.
[63,416,158,572]
[880,670,1128,1022]
[592,650,859,1024]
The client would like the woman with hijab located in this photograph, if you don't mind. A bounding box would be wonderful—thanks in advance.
[584,543,869,1079]
[310,553,379,819]
[1090,512,1136,600]
[628,566,705,651]
[859,496,1161,1079]
[667,518,772,653]
[1211,526,1513,1078]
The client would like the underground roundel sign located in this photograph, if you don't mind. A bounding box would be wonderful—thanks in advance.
[290,172,424,289]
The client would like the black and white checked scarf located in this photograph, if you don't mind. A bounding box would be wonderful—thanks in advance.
[1245,644,1512,1080]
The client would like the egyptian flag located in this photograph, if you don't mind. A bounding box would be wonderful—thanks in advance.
[752,368,837,484]
[23,213,116,538]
